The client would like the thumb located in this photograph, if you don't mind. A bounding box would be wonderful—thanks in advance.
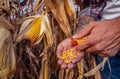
[72,22,96,39]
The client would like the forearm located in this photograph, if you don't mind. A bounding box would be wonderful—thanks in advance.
[113,17,120,50]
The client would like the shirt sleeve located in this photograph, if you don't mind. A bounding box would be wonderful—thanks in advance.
[101,0,120,20]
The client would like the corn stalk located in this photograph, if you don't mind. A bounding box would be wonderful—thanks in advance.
[0,0,107,79]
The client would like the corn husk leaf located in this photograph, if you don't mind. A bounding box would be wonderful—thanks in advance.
[33,0,42,12]
[16,14,53,47]
[59,69,65,79]
[18,19,34,36]
[15,15,39,25]
[64,0,76,19]
[39,51,49,79]
[0,27,16,79]
[45,0,71,37]
[77,59,84,79]
[35,14,53,46]
[84,57,108,77]
[0,16,15,31]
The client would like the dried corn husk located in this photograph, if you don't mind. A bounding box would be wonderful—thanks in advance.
[84,57,108,77]
[64,0,76,20]
[33,0,42,13]
[45,0,71,37]
[0,0,10,12]
[16,14,53,46]
[0,16,15,31]
[0,27,16,79]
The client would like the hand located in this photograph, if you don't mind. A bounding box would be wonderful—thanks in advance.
[73,19,120,57]
[56,38,84,69]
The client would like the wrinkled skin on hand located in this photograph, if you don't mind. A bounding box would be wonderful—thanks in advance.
[73,18,120,57]
[56,18,120,69]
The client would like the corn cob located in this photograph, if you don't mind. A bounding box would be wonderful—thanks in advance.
[25,17,41,43]
[59,37,87,64]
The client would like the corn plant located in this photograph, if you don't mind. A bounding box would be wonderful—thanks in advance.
[0,0,107,79]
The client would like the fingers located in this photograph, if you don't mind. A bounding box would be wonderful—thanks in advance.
[72,51,84,63]
[56,38,72,58]
[92,44,120,57]
[58,51,84,69]
[68,63,75,69]
[73,22,96,39]
[61,63,67,68]
[56,44,63,58]
[85,42,105,53]
[73,34,100,51]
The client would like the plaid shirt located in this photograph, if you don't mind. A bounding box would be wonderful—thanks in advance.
[79,0,107,20]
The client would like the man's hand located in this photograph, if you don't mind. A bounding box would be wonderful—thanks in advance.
[56,38,84,69]
[73,19,120,57]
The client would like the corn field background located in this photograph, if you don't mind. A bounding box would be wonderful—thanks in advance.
[0,0,103,79]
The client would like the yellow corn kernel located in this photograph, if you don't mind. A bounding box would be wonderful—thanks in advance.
[76,37,87,44]
[59,37,87,63]
[59,49,78,63]
[26,17,41,43]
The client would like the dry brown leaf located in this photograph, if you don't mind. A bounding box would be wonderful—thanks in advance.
[0,16,15,30]
[39,51,49,79]
[45,0,71,37]
[84,57,108,77]
[37,14,53,46]
[77,59,84,79]
[59,69,65,79]
[15,15,39,25]
[0,27,16,79]
[64,0,76,19]
[18,19,34,36]
[33,0,42,12]
[65,69,74,79]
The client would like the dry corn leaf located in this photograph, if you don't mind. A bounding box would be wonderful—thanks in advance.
[65,69,74,79]
[33,0,42,12]
[59,69,65,79]
[64,0,76,19]
[84,57,108,77]
[15,15,39,25]
[0,0,10,12]
[0,27,11,69]
[11,2,19,12]
[77,59,84,79]
[45,0,71,37]
[39,14,53,46]
[18,19,34,36]
[39,51,49,79]
[0,16,15,31]
[75,0,83,9]
[0,27,16,79]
